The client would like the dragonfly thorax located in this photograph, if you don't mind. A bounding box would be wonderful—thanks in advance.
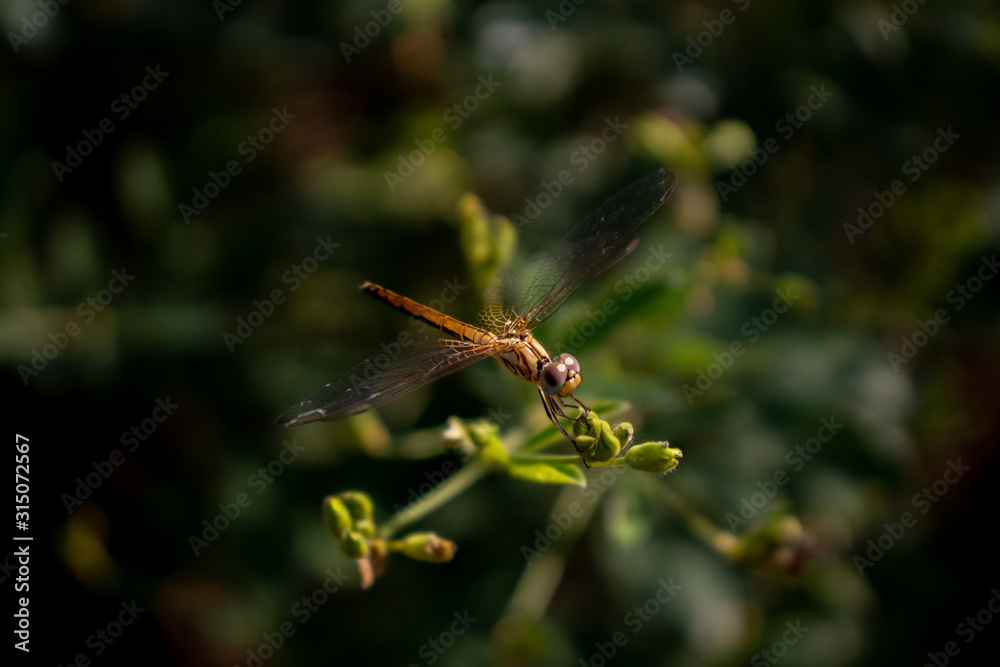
[492,334,581,397]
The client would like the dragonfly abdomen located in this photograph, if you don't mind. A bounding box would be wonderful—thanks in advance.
[361,282,495,345]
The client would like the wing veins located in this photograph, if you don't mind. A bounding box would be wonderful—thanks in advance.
[277,338,501,426]
[520,169,676,329]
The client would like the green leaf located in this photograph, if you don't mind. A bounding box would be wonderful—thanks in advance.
[520,422,569,454]
[580,399,630,417]
[508,461,586,487]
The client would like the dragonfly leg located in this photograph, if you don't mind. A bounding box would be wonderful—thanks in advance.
[539,390,574,440]
[538,390,593,468]
[558,394,589,418]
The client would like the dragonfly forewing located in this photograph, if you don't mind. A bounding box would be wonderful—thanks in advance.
[515,168,676,329]
[276,337,499,426]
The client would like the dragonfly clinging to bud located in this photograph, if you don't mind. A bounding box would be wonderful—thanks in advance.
[278,169,677,448]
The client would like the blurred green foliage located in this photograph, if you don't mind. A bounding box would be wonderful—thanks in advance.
[3,0,1000,665]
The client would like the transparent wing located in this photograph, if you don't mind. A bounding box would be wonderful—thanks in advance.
[514,169,676,329]
[276,337,499,426]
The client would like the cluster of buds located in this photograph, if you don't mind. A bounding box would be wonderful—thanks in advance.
[322,491,456,588]
[574,412,630,462]
[575,412,683,473]
[444,410,683,484]
[318,409,681,588]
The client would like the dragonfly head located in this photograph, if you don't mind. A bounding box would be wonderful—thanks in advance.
[540,353,582,397]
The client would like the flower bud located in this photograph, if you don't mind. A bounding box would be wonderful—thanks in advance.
[389,532,457,563]
[342,530,370,559]
[588,421,621,462]
[339,491,374,523]
[612,421,634,445]
[322,496,353,538]
[573,411,600,437]
[469,420,509,467]
[354,518,376,539]
[624,441,683,474]
[573,434,597,457]
[442,416,470,448]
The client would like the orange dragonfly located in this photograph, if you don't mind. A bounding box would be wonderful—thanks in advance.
[278,169,676,446]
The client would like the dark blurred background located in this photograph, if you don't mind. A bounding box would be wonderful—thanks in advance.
[3,0,1000,665]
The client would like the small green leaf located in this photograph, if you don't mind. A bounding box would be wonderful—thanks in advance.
[581,399,630,417]
[520,422,569,453]
[508,461,587,487]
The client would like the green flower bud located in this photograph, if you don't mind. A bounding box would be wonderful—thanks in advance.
[624,441,683,474]
[612,422,634,446]
[588,421,621,462]
[573,411,600,438]
[322,496,353,538]
[342,530,370,559]
[478,439,509,466]
[443,416,472,448]
[574,434,597,457]
[354,518,376,539]
[469,419,509,467]
[468,418,498,444]
[389,532,457,563]
[339,491,374,523]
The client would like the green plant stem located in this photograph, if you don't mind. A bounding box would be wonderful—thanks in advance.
[377,462,490,539]
[636,474,733,556]
[500,480,602,620]
[510,454,579,465]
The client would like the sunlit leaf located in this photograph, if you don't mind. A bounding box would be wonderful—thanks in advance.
[507,462,587,487]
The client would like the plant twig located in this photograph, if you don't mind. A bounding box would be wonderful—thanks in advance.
[377,462,490,539]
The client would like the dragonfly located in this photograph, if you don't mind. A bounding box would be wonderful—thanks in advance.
[277,168,676,448]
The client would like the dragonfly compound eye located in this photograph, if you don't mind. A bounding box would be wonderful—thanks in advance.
[557,354,582,396]
[557,353,581,375]
[540,360,569,396]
